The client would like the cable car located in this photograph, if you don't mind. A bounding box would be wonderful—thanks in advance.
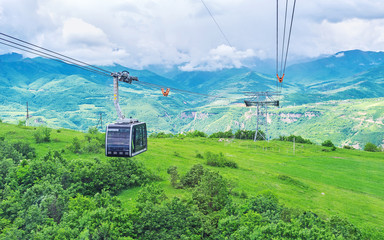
[105,119,147,157]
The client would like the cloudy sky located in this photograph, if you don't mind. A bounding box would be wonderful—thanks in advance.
[1,0,384,71]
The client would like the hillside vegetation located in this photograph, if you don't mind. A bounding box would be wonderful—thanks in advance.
[1,51,384,148]
[0,123,383,239]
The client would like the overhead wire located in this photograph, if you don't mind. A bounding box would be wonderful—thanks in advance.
[0,33,112,75]
[200,0,232,48]
[0,38,110,77]
[0,32,238,100]
[276,0,296,91]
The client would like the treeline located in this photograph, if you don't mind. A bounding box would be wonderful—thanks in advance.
[150,129,266,140]
[151,130,383,152]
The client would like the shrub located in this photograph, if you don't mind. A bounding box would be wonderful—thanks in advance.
[364,142,379,152]
[279,135,312,144]
[82,138,102,153]
[195,153,204,159]
[69,137,82,153]
[33,127,52,143]
[180,164,205,188]
[167,166,181,188]
[322,140,335,148]
[87,126,99,135]
[205,151,238,168]
[12,141,36,159]
[209,130,234,138]
[18,120,26,127]
[149,132,174,138]
[343,145,354,150]
[185,130,207,138]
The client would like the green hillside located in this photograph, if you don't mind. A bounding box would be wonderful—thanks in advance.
[0,123,383,239]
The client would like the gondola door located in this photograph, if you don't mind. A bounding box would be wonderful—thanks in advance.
[131,123,147,156]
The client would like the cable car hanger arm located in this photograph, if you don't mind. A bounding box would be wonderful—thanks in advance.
[111,71,138,120]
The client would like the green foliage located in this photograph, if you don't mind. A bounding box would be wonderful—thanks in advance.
[209,129,234,138]
[279,135,313,144]
[33,127,52,143]
[205,151,238,168]
[87,126,99,135]
[180,164,205,188]
[192,170,231,214]
[235,129,257,140]
[82,138,102,154]
[322,140,335,148]
[364,142,380,152]
[68,137,81,154]
[185,130,207,138]
[0,140,23,164]
[343,145,354,150]
[135,197,201,239]
[136,183,167,210]
[167,166,181,188]
[17,120,26,127]
[149,132,174,138]
[12,141,36,159]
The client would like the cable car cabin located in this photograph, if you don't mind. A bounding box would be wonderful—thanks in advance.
[105,120,147,157]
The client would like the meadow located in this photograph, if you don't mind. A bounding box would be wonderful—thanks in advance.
[1,122,383,238]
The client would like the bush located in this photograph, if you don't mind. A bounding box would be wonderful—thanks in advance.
[185,130,207,138]
[167,166,181,188]
[322,140,335,148]
[69,137,82,153]
[149,132,174,138]
[12,141,36,159]
[180,164,205,188]
[87,126,99,135]
[18,120,26,127]
[279,135,312,144]
[205,151,238,168]
[364,142,379,152]
[33,127,52,143]
[82,138,102,153]
[209,130,234,138]
[343,145,354,150]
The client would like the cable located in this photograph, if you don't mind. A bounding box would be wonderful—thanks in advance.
[200,0,232,48]
[0,32,111,75]
[0,33,241,101]
[136,81,229,99]
[276,0,296,91]
[283,0,296,75]
[0,39,110,77]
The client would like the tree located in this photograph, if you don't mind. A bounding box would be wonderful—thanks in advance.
[364,142,379,152]
[322,140,336,151]
[321,140,335,148]
[192,170,230,214]
[33,127,52,143]
[167,166,180,188]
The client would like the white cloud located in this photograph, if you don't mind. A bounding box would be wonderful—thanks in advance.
[180,44,255,71]
[1,0,384,70]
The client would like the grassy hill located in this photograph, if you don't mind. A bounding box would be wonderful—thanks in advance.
[0,122,383,238]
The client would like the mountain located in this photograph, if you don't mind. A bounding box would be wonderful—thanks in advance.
[0,51,383,147]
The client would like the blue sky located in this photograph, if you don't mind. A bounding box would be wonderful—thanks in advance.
[1,0,384,70]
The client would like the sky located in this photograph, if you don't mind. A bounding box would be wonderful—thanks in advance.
[1,0,384,71]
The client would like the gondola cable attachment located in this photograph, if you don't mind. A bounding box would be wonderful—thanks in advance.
[105,71,148,157]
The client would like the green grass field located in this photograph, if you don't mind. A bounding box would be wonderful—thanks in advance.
[1,122,383,234]
[122,137,384,233]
